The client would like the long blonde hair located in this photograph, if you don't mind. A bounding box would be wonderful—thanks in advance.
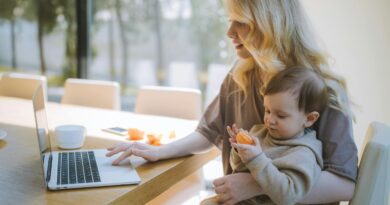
[224,0,351,116]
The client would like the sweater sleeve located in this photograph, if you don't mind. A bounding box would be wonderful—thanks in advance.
[195,71,232,149]
[230,147,249,173]
[245,147,322,205]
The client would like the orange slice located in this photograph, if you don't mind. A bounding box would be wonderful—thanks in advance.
[169,130,176,139]
[147,133,162,146]
[128,128,144,140]
[236,131,254,145]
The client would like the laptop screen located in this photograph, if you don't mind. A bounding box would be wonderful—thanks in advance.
[32,84,53,185]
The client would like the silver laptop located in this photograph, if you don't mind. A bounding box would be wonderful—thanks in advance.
[32,85,141,190]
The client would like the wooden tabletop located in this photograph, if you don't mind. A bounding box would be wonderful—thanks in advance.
[0,96,220,205]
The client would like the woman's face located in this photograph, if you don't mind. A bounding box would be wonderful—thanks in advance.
[227,19,252,59]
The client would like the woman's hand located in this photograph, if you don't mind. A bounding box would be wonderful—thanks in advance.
[106,131,213,165]
[106,142,161,165]
[213,172,263,205]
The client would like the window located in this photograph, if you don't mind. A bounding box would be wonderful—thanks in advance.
[0,0,232,110]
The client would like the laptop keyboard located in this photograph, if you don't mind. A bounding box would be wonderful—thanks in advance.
[57,151,101,185]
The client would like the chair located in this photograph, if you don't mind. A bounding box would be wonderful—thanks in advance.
[61,78,121,110]
[135,85,206,204]
[349,122,390,205]
[0,72,47,100]
[134,85,202,120]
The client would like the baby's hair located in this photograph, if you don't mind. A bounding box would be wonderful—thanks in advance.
[261,67,329,114]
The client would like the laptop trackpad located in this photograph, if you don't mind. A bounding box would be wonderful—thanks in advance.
[94,149,141,185]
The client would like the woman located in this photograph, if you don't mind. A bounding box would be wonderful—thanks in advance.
[106,0,358,204]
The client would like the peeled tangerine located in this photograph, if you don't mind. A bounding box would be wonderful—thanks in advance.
[169,130,176,139]
[128,128,144,140]
[147,133,162,146]
[236,131,255,145]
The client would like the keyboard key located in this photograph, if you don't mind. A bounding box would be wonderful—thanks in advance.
[82,152,93,183]
[88,151,101,182]
[57,153,61,185]
[69,152,76,184]
[75,152,85,183]
[58,151,101,185]
[61,153,69,185]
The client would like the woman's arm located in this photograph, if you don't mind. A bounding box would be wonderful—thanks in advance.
[300,171,355,203]
[160,130,214,158]
[214,170,355,205]
[106,131,214,164]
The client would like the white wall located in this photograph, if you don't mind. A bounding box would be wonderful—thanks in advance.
[301,0,390,152]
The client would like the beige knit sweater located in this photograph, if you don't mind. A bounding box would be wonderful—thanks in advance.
[230,124,323,205]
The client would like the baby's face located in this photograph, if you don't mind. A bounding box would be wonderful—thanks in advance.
[263,92,308,139]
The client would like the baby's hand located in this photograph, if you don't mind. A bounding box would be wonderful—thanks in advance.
[230,132,263,163]
[227,124,239,143]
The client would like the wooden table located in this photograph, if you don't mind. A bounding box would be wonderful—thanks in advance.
[0,96,220,205]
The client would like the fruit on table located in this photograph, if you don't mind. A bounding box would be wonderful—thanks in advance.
[236,131,254,145]
[169,130,176,139]
[128,128,144,140]
[147,133,162,146]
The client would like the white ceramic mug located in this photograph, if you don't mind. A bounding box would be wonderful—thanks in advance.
[55,125,86,149]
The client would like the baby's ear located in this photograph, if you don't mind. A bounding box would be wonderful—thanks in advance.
[304,111,320,128]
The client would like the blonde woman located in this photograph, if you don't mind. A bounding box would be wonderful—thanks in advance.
[107,0,357,204]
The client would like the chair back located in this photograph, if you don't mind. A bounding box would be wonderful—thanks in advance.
[350,121,390,205]
[61,78,120,110]
[134,85,202,120]
[0,72,47,100]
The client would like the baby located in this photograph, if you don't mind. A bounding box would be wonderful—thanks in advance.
[228,67,328,205]
[201,67,328,205]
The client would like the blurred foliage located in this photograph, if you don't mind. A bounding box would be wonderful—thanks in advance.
[0,0,28,69]
[190,0,227,70]
[0,66,11,71]
[0,0,229,89]
[0,0,25,20]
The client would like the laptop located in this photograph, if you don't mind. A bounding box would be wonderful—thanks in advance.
[32,85,141,190]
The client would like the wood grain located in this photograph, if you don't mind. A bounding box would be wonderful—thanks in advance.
[0,97,220,205]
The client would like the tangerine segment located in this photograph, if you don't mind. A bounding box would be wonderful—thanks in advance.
[147,133,162,146]
[128,128,144,140]
[236,131,254,145]
[169,130,176,139]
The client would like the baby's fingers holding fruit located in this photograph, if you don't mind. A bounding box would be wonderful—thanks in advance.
[227,125,237,140]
